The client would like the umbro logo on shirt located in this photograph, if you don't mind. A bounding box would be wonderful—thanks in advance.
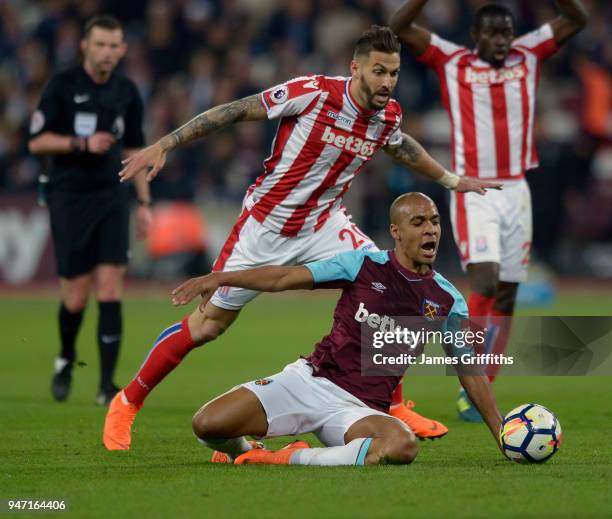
[371,282,387,293]
[74,94,90,104]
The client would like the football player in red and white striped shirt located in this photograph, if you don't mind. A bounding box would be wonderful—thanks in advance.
[104,26,501,450]
[391,1,588,420]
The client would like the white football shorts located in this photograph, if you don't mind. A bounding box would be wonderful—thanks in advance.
[210,208,377,310]
[450,178,532,282]
[242,359,400,447]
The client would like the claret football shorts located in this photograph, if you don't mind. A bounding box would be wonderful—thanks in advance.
[242,359,398,446]
[450,178,532,283]
[210,209,377,310]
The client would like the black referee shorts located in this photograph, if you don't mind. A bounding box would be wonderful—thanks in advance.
[47,187,130,278]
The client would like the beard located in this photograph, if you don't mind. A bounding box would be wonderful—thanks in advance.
[359,79,391,110]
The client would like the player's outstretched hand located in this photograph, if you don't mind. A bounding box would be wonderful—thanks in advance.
[456,177,503,195]
[119,141,167,183]
[171,273,220,312]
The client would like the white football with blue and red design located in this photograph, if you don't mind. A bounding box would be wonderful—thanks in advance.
[500,404,563,463]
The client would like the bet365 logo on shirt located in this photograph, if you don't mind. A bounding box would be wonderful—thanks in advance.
[321,126,376,157]
[465,64,525,85]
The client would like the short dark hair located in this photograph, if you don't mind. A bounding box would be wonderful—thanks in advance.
[354,25,401,58]
[474,4,514,29]
[84,15,123,37]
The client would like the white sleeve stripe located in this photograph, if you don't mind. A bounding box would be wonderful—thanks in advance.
[431,33,463,56]
[512,23,554,49]
[265,90,321,120]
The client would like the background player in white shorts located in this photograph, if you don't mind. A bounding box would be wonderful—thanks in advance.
[174,193,503,466]
[104,26,501,451]
[390,0,588,419]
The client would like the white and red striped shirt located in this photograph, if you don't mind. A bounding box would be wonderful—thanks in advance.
[245,75,402,237]
[418,24,559,180]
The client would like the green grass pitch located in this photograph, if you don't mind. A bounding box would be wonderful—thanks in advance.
[1,291,611,518]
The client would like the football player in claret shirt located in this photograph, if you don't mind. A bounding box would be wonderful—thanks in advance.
[104,25,501,451]
[170,193,503,466]
[390,1,588,420]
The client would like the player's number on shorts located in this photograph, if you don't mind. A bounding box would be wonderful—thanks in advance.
[339,225,368,250]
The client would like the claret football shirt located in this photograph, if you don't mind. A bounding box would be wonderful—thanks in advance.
[304,248,468,411]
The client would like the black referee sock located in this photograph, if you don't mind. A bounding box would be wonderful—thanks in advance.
[97,301,122,390]
[58,304,84,364]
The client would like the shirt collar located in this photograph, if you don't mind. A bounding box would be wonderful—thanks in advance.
[345,78,379,117]
[389,250,434,280]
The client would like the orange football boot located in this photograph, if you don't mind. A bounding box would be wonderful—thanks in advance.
[103,390,142,451]
[234,440,311,465]
[389,400,448,439]
[211,441,265,463]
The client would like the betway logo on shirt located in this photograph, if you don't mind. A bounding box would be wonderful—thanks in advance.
[465,64,525,85]
[354,302,399,333]
[321,125,376,157]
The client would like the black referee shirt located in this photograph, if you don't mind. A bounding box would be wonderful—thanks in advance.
[29,66,144,192]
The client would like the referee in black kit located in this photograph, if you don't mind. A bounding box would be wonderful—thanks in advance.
[29,15,152,405]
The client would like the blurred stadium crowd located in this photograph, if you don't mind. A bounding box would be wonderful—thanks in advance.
[0,0,610,276]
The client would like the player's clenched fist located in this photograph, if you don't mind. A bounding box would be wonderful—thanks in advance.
[172,273,220,312]
[119,141,167,183]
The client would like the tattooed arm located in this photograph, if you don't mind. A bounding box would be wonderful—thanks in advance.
[383,133,502,194]
[119,94,266,182]
[161,95,266,151]
[383,133,429,166]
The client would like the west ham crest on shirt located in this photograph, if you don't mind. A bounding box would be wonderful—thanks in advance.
[422,299,440,320]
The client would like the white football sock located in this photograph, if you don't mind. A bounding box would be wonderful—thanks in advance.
[290,438,372,466]
[198,436,253,460]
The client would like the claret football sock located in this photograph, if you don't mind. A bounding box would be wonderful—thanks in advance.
[290,438,373,466]
[58,303,83,363]
[98,301,122,389]
[123,317,196,406]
